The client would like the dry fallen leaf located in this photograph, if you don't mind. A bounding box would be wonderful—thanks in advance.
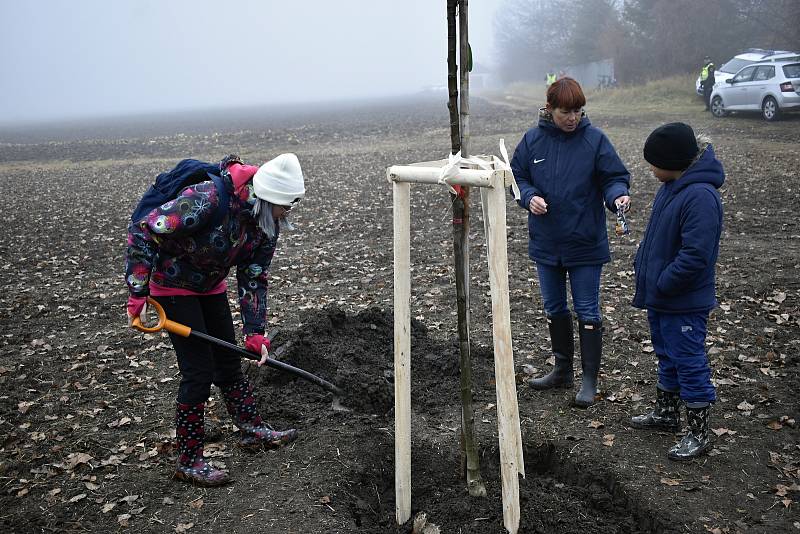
[588,420,604,429]
[660,477,681,486]
[189,498,204,510]
[736,401,754,411]
[66,452,93,470]
[320,495,331,504]
[767,420,783,431]
[175,522,194,533]
[775,483,800,497]
[602,434,615,447]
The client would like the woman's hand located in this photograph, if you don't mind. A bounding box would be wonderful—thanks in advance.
[529,196,548,215]
[615,195,631,213]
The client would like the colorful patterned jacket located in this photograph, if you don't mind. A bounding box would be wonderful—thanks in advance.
[125,166,277,335]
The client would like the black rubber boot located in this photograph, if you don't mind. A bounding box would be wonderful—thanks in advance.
[221,379,298,450]
[574,320,602,408]
[630,386,681,432]
[668,405,713,460]
[174,402,231,486]
[527,314,574,390]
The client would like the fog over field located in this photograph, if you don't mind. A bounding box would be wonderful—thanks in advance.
[0,0,500,125]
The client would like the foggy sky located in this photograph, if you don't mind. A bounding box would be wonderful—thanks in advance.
[0,0,500,124]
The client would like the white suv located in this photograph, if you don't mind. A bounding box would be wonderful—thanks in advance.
[695,49,800,95]
[710,61,800,121]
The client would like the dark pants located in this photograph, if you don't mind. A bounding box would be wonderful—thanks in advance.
[647,310,716,406]
[703,84,712,109]
[153,293,244,404]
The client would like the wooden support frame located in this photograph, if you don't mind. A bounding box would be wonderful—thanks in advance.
[393,180,411,525]
[387,159,525,534]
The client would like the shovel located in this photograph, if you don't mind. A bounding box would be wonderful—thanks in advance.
[132,297,344,397]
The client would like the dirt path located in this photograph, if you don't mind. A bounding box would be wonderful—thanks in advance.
[1,95,798,533]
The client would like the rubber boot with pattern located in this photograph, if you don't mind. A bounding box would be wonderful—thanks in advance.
[174,402,231,486]
[574,320,603,408]
[668,405,713,460]
[631,387,681,432]
[221,379,298,450]
[527,314,574,390]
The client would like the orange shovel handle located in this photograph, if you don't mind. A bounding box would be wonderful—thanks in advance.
[131,297,192,337]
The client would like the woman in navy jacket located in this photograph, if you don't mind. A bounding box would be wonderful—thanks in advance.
[511,78,630,407]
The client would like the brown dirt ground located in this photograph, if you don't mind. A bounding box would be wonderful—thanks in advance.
[0,93,798,533]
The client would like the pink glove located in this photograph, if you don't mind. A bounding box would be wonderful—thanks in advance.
[245,334,271,354]
[127,295,147,318]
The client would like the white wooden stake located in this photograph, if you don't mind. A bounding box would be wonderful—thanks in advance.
[482,171,525,534]
[393,180,412,525]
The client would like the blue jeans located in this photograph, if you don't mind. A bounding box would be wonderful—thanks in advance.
[535,263,602,322]
[648,310,716,406]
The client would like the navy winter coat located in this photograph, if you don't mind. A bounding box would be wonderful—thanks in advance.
[632,144,725,313]
[511,112,630,266]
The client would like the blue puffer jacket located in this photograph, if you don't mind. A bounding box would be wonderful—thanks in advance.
[632,143,724,313]
[511,111,630,266]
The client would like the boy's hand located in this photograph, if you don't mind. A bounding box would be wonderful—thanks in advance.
[615,195,631,213]
[529,196,548,215]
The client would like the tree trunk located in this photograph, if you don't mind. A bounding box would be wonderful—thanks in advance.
[447,0,460,156]
[450,0,485,499]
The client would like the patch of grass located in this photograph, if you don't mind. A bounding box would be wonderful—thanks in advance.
[491,74,704,117]
[588,74,700,115]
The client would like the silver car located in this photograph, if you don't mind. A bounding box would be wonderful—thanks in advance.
[696,49,800,95]
[710,61,800,121]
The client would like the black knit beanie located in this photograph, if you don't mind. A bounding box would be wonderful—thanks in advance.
[643,122,699,171]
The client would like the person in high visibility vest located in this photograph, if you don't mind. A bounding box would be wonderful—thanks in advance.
[700,56,716,111]
[545,71,557,87]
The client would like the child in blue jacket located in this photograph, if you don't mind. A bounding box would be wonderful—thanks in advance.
[631,122,724,460]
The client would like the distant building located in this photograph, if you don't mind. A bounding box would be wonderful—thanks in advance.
[556,59,615,89]
[470,62,498,91]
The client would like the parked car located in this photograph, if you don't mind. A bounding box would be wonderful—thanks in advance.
[695,49,800,95]
[710,61,800,121]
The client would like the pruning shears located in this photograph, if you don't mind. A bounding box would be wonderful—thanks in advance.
[615,206,630,236]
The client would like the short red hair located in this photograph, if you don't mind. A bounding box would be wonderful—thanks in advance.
[546,77,586,110]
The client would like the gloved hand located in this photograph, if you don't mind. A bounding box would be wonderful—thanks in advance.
[219,154,243,170]
[127,295,148,327]
[245,334,271,367]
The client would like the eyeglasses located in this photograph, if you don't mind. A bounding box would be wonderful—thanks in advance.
[284,197,303,211]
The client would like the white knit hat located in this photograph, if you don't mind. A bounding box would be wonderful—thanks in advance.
[252,153,305,206]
